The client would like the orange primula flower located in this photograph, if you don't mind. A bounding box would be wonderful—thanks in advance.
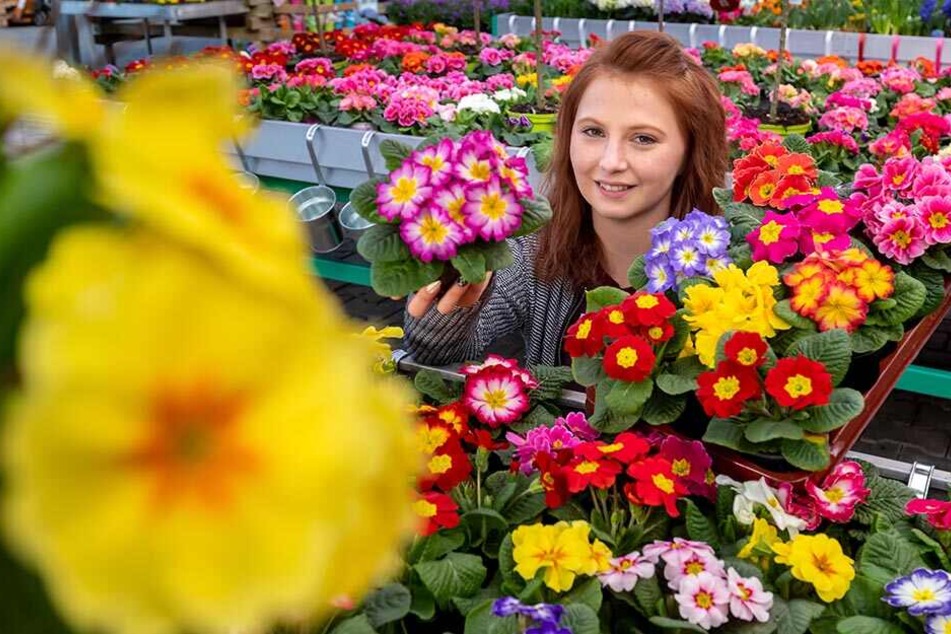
[776,153,818,179]
[401,50,431,73]
[749,171,780,206]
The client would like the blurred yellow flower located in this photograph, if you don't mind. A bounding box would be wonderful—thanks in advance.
[772,534,854,602]
[3,227,419,634]
[358,325,404,374]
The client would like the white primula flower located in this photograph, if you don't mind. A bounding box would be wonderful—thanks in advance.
[492,87,528,103]
[714,476,807,536]
[52,60,80,80]
[457,93,501,115]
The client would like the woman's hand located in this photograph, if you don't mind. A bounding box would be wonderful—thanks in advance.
[405,273,493,318]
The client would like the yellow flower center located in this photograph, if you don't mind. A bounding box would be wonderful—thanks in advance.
[469,161,491,182]
[788,165,805,175]
[413,499,438,518]
[930,213,948,229]
[713,376,741,400]
[759,220,783,245]
[417,426,450,453]
[553,439,564,449]
[813,232,835,245]
[825,486,845,503]
[127,382,259,513]
[812,553,835,575]
[765,155,779,167]
[672,458,691,477]
[421,154,445,171]
[891,230,912,248]
[480,192,509,220]
[599,442,622,454]
[737,583,752,601]
[893,174,905,185]
[420,215,449,245]
[608,309,625,324]
[577,319,592,339]
[783,374,813,399]
[635,295,659,309]
[620,560,632,570]
[652,473,675,494]
[392,177,419,204]
[648,326,664,340]
[817,199,844,214]
[483,388,509,409]
[695,591,714,609]
[428,454,453,474]
[758,183,776,199]
[737,347,759,366]
[685,560,705,575]
[576,461,599,475]
[446,197,466,224]
[616,347,639,368]
[189,177,247,225]
[913,588,937,602]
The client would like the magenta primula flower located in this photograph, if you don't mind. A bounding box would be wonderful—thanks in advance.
[500,156,535,199]
[375,162,433,220]
[659,436,713,495]
[505,424,582,474]
[642,538,716,565]
[399,207,464,262]
[883,156,920,193]
[463,366,531,428]
[906,498,951,530]
[792,187,862,234]
[461,354,539,389]
[412,139,455,187]
[804,459,870,523]
[869,130,912,159]
[433,183,475,242]
[454,148,494,184]
[912,159,951,199]
[463,178,523,242]
[920,197,951,245]
[747,210,801,263]
[873,215,927,265]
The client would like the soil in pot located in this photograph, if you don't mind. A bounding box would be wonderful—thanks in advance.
[743,100,811,127]
[508,102,559,116]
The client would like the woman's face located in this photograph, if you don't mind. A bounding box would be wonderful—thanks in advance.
[569,73,688,226]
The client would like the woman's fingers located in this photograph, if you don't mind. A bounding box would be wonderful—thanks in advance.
[406,273,493,318]
[457,272,493,308]
[435,279,477,314]
[406,280,443,318]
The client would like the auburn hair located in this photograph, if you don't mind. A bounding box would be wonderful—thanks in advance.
[535,30,729,289]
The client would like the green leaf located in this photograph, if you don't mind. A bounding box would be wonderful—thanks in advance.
[480,240,514,272]
[685,499,720,549]
[656,373,698,395]
[363,583,411,628]
[451,248,488,284]
[407,529,464,566]
[922,248,951,273]
[649,616,706,632]
[641,390,687,426]
[911,528,951,571]
[773,299,817,330]
[604,378,653,416]
[745,419,804,443]
[628,254,648,289]
[633,574,664,617]
[529,365,574,402]
[414,369,459,405]
[786,329,852,386]
[835,616,905,634]
[330,614,377,634]
[780,437,830,471]
[910,262,945,318]
[669,354,707,379]
[408,576,436,619]
[563,577,603,613]
[858,529,928,585]
[513,197,553,237]
[350,177,392,224]
[782,134,810,154]
[585,286,629,312]
[854,474,914,526]
[460,508,509,535]
[849,326,897,354]
[356,223,408,263]
[498,533,519,585]
[509,404,556,432]
[414,553,487,606]
[589,387,641,434]
[799,388,864,433]
[842,574,894,620]
[562,604,600,634]
[817,170,841,189]
[370,258,443,298]
[379,139,415,172]
[703,418,748,451]
[771,597,826,634]
[713,186,734,209]
[872,272,926,326]
[571,356,605,387]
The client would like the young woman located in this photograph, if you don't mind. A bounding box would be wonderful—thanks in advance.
[403,30,728,367]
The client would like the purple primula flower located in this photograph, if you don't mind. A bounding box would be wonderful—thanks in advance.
[645,259,675,293]
[523,603,565,624]
[884,568,951,616]
[491,597,571,634]
[927,613,951,634]
[562,411,598,441]
[506,421,584,474]
[526,623,572,634]
[491,596,525,617]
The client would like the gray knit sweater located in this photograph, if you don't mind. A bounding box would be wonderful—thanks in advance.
[403,234,587,367]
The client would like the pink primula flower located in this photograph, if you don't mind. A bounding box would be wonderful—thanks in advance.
[675,572,730,631]
[919,196,951,245]
[399,207,464,262]
[664,551,726,591]
[463,366,531,427]
[463,178,523,241]
[598,552,655,592]
[747,210,802,263]
[906,498,951,530]
[726,568,773,622]
[643,538,716,566]
[433,183,474,241]
[869,130,911,159]
[912,159,951,199]
[882,156,920,193]
[412,138,455,187]
[818,106,868,133]
[376,162,433,220]
[804,460,870,523]
[873,215,928,264]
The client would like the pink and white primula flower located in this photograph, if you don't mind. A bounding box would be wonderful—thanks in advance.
[412,139,455,187]
[376,162,433,220]
[726,568,773,622]
[399,207,464,262]
[463,178,523,241]
[462,366,531,428]
[804,460,870,523]
[675,572,730,630]
[598,551,655,592]
[664,550,726,590]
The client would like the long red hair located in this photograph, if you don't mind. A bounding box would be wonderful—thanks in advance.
[535,31,728,289]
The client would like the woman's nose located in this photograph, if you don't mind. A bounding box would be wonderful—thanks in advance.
[599,139,628,172]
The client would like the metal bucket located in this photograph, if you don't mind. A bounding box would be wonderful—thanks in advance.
[289,186,342,253]
[337,201,374,241]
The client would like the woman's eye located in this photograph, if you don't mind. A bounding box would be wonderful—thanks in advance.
[633,134,656,145]
[581,127,604,137]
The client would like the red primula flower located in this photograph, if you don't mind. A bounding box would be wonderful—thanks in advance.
[723,331,769,368]
[463,428,508,451]
[764,355,833,410]
[906,498,951,530]
[748,171,780,207]
[416,419,458,455]
[535,451,572,509]
[621,291,676,327]
[419,441,472,492]
[564,456,622,492]
[603,336,656,383]
[579,432,650,464]
[640,322,675,345]
[564,312,605,358]
[696,361,762,418]
[413,491,460,536]
[600,305,635,339]
[434,402,469,437]
[625,457,686,517]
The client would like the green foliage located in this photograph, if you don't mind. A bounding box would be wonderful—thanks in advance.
[571,355,605,387]
[781,437,831,471]
[585,286,629,312]
[363,583,412,628]
[350,177,391,224]
[640,390,687,425]
[414,369,462,405]
[513,197,553,238]
[379,139,414,172]
[414,553,487,607]
[370,258,443,298]
[356,223,408,262]
[798,389,864,433]
[785,329,852,386]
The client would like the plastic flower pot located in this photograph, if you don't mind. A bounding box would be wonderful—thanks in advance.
[508,109,556,134]
[585,277,951,486]
[757,121,813,137]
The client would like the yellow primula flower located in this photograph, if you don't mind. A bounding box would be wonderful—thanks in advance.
[772,534,855,602]
[358,325,404,374]
[3,227,419,634]
[0,50,105,139]
[737,518,781,560]
[512,521,599,592]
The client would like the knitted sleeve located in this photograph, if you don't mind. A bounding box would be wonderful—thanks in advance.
[401,236,535,366]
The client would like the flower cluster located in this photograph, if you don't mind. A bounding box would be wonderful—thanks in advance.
[491,597,571,634]
[851,155,951,265]
[884,568,951,631]
[732,142,818,209]
[681,262,789,367]
[746,186,862,264]
[782,248,895,332]
[564,291,677,381]
[413,402,472,533]
[511,521,611,592]
[643,209,733,292]
[375,130,533,262]
[461,354,538,427]
[696,332,833,417]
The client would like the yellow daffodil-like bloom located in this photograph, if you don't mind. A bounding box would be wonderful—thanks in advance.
[737,518,781,560]
[682,263,791,367]
[512,521,606,592]
[358,326,404,374]
[772,534,855,602]
[0,49,105,139]
[3,227,419,634]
